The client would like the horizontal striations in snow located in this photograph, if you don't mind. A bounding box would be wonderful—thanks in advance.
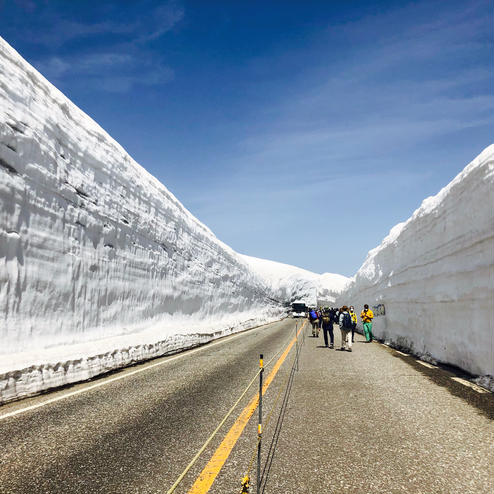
[240,254,350,306]
[337,145,494,384]
[0,37,285,403]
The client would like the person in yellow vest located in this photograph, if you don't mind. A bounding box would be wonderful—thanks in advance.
[360,304,374,342]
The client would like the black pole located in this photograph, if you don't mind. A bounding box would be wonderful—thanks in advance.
[257,354,263,494]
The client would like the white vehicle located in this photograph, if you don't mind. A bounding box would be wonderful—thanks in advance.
[291,301,308,318]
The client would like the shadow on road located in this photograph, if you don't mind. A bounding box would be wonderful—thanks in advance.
[390,352,494,420]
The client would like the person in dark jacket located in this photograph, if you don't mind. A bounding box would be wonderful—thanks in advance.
[331,308,339,325]
[349,306,357,343]
[338,306,353,352]
[321,309,334,348]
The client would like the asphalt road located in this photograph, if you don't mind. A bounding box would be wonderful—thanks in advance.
[0,319,492,494]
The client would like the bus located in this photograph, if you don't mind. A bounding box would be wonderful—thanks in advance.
[291,301,308,318]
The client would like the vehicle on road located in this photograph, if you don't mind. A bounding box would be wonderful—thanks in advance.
[291,301,307,318]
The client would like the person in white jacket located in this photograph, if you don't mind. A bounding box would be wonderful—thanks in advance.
[338,306,353,352]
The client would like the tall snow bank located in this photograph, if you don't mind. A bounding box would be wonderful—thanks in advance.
[337,145,494,382]
[240,254,350,306]
[0,37,284,403]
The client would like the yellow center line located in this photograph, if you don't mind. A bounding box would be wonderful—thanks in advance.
[187,321,305,494]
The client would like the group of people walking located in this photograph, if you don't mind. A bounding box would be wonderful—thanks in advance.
[308,304,374,352]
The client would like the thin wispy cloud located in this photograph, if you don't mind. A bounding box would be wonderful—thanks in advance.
[16,1,183,93]
[22,1,184,47]
[34,19,137,47]
[34,56,70,79]
[34,52,174,93]
[227,0,493,182]
[134,2,185,43]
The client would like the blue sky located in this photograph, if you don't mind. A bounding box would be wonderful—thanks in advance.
[1,0,493,276]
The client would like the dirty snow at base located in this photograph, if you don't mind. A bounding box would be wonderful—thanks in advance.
[0,37,349,403]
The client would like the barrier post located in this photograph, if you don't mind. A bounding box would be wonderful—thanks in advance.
[257,354,263,494]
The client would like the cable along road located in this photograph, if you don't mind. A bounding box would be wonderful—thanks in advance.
[0,318,492,494]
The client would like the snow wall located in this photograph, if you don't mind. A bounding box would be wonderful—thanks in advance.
[0,38,295,403]
[337,145,494,385]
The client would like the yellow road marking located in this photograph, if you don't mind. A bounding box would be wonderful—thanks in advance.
[187,322,305,494]
[395,350,409,357]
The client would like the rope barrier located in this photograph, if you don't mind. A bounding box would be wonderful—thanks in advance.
[242,370,287,486]
[166,324,301,494]
[240,320,305,493]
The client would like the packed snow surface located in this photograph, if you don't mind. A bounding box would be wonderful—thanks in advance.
[337,145,494,385]
[0,37,348,403]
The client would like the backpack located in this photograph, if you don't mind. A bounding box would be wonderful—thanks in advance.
[310,310,317,320]
[341,312,353,329]
[322,315,331,325]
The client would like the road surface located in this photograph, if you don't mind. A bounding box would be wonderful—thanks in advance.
[0,318,492,493]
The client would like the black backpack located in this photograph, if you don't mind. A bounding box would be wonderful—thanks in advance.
[341,312,353,329]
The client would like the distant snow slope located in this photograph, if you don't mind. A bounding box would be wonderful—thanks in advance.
[0,37,289,402]
[337,145,494,385]
[240,255,350,306]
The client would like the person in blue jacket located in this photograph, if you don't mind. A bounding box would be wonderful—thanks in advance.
[309,308,319,337]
